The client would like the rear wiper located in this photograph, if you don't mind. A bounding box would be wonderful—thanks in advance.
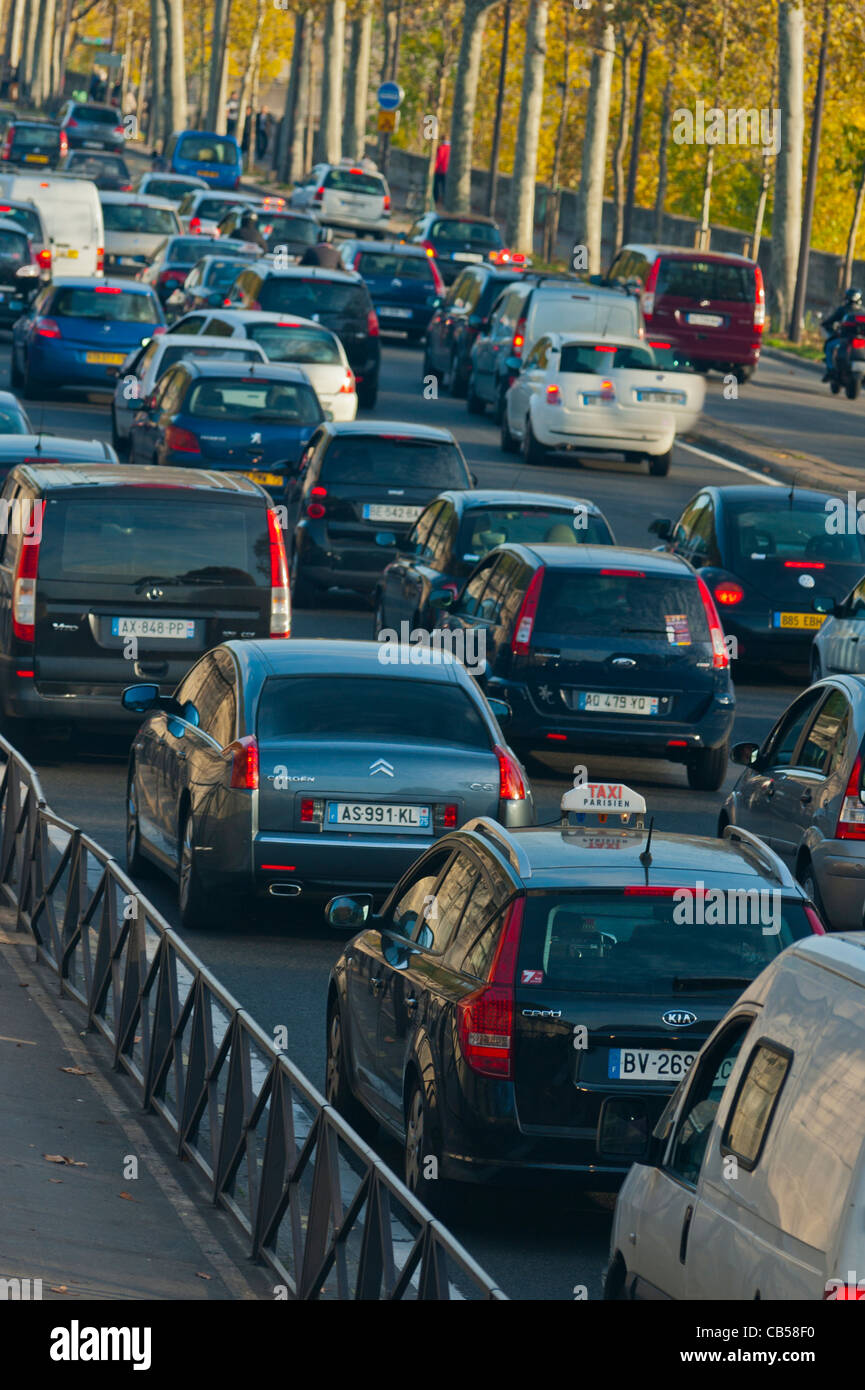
[673,976,752,992]
[134,574,183,591]
[621,626,668,635]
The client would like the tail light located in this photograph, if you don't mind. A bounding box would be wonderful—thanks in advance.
[852,337,865,350]
[306,502,326,518]
[433,802,459,830]
[300,796,324,825]
[189,216,201,233]
[36,247,51,271]
[114,125,125,137]
[165,424,200,453]
[511,566,545,655]
[429,258,445,293]
[784,560,825,569]
[313,186,324,202]
[338,370,355,394]
[120,183,133,192]
[713,580,744,605]
[35,316,60,338]
[696,574,729,669]
[12,527,40,642]
[511,314,527,357]
[421,239,436,258]
[267,506,291,636]
[599,378,616,401]
[66,118,78,127]
[545,383,561,404]
[1,127,13,160]
[600,568,645,576]
[496,744,526,802]
[753,265,765,329]
[353,251,362,270]
[804,906,825,935]
[836,755,865,839]
[226,735,259,789]
[641,257,660,319]
[456,897,524,1079]
[383,194,391,211]
[96,246,104,273]
[367,308,379,336]
[59,131,68,157]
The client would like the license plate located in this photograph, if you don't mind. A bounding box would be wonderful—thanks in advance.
[636,390,687,405]
[119,256,145,266]
[362,503,423,522]
[60,248,79,259]
[577,691,660,715]
[378,306,412,318]
[686,312,724,327]
[86,351,126,365]
[200,170,219,178]
[326,801,431,832]
[110,617,196,639]
[452,252,483,263]
[84,140,102,148]
[773,611,825,630]
[24,153,49,163]
[244,470,284,486]
[608,1050,736,1084]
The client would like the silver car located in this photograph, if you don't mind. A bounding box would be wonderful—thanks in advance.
[811,574,865,680]
[720,674,865,928]
[100,192,182,276]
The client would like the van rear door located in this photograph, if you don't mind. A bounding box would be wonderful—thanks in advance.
[652,257,757,362]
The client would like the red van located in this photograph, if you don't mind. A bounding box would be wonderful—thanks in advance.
[606,245,764,383]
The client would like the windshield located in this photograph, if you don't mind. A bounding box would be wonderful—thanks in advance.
[185,378,322,424]
[51,287,160,323]
[157,344,261,373]
[257,675,490,748]
[429,219,502,246]
[12,125,58,148]
[647,340,697,373]
[178,135,238,165]
[259,215,318,247]
[460,506,612,554]
[656,259,755,303]
[725,500,865,566]
[72,105,120,125]
[0,228,27,263]
[0,406,28,433]
[324,169,385,195]
[517,889,813,996]
[165,237,216,264]
[202,257,257,288]
[193,198,241,220]
[102,203,177,234]
[67,155,128,178]
[559,342,657,373]
[247,323,341,364]
[536,571,711,641]
[258,277,370,317]
[322,437,468,487]
[355,251,434,280]
[144,178,202,201]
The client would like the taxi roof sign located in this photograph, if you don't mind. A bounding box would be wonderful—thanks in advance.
[561,781,646,832]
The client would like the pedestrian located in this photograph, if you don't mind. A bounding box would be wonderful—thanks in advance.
[433,138,450,205]
[255,106,270,162]
[226,90,239,137]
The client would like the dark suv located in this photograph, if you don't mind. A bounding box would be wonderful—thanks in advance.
[0,463,290,728]
[434,544,736,789]
[422,264,528,398]
[467,272,582,420]
[228,264,381,407]
[0,119,66,168]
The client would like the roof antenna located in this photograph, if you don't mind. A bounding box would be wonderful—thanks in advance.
[639,816,654,876]
[788,471,800,508]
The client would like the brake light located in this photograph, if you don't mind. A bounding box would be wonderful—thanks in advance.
[714,581,744,605]
[804,906,825,935]
[383,194,391,211]
[496,744,526,802]
[545,383,561,404]
[189,216,201,233]
[512,314,527,356]
[37,247,51,271]
[784,560,825,569]
[456,897,523,1078]
[642,257,660,318]
[338,369,355,394]
[421,240,436,257]
[600,568,645,576]
[852,338,865,350]
[66,118,78,127]
[836,755,865,839]
[429,258,445,292]
[12,528,40,642]
[94,285,122,293]
[512,566,545,655]
[306,502,326,518]
[226,735,259,789]
[267,506,291,636]
[696,574,729,668]
[96,246,104,273]
[35,317,60,338]
[300,797,315,822]
[599,378,616,400]
[313,186,324,202]
[367,308,379,337]
[165,424,200,453]
[753,264,765,329]
[120,183,133,192]
[649,340,672,348]
[310,485,327,498]
[442,803,458,828]
[1,127,13,160]
[59,131,67,157]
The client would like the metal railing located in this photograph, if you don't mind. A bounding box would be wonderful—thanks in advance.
[0,735,505,1300]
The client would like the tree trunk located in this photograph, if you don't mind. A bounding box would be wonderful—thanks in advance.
[315,0,345,165]
[505,0,548,254]
[279,8,309,182]
[612,27,635,252]
[165,0,188,135]
[752,143,772,261]
[769,0,805,332]
[23,0,44,99]
[33,0,55,107]
[543,11,571,262]
[149,0,167,147]
[843,159,865,291]
[304,18,316,170]
[698,13,728,252]
[653,58,677,241]
[389,0,403,78]
[343,1,372,161]
[790,0,830,340]
[623,33,649,244]
[445,0,496,214]
[137,37,150,138]
[424,48,449,211]
[485,0,511,217]
[207,0,232,131]
[235,0,265,154]
[574,14,615,274]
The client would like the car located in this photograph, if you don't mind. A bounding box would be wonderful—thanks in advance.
[128,357,323,476]
[99,192,182,276]
[11,277,166,397]
[226,264,381,407]
[435,543,735,788]
[176,188,263,236]
[137,234,223,303]
[0,433,117,488]
[58,100,126,153]
[606,244,765,382]
[405,211,514,286]
[0,390,32,434]
[164,129,244,190]
[502,332,705,475]
[163,308,357,420]
[0,196,52,275]
[468,275,643,420]
[375,489,615,636]
[215,206,326,258]
[287,421,475,606]
[289,158,391,233]
[0,217,43,325]
[163,250,266,318]
[423,264,532,397]
[0,173,104,278]
[606,930,865,1302]
[811,571,865,680]
[337,239,444,342]
[122,637,532,930]
[58,149,134,191]
[0,462,288,731]
[324,778,820,1207]
[134,171,210,202]
[719,674,865,930]
[110,333,268,452]
[649,485,865,671]
[0,118,66,169]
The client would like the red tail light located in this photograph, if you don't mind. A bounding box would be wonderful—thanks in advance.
[12,528,40,642]
[367,308,379,336]
[836,755,865,839]
[600,568,644,577]
[94,285,122,293]
[545,383,561,404]
[641,257,661,318]
[300,797,315,822]
[96,246,104,273]
[59,131,68,157]
[429,258,445,293]
[511,566,545,655]
[226,735,259,789]
[420,239,436,258]
[267,506,291,637]
[313,186,324,202]
[696,574,729,668]
[36,247,51,271]
[66,118,78,128]
[442,803,458,828]
[35,316,60,338]
[753,264,765,329]
[306,502,326,518]
[158,268,187,286]
[383,194,391,211]
[120,183,133,192]
[114,125,125,137]
[165,424,200,453]
[1,127,13,160]
[784,560,825,569]
[804,906,825,935]
[189,216,201,233]
[310,485,327,499]
[456,897,524,1079]
[714,581,744,605]
[496,744,526,802]
[852,337,865,350]
[512,315,526,357]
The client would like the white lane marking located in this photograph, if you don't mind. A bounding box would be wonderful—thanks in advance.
[677,440,785,486]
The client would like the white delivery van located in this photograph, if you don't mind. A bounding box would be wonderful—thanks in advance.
[522,283,643,350]
[0,174,103,277]
[605,932,865,1300]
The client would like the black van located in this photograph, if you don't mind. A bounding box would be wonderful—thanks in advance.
[0,463,290,728]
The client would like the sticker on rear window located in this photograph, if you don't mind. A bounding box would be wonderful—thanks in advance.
[665,613,691,645]
[521,969,544,985]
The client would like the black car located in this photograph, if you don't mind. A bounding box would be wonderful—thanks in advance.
[325,780,818,1207]
[338,239,445,342]
[0,197,52,274]
[164,251,263,318]
[138,235,223,304]
[287,422,475,606]
[228,265,381,407]
[58,100,125,153]
[467,272,580,420]
[405,211,510,285]
[0,119,66,169]
[435,544,736,789]
[375,489,615,635]
[0,218,41,325]
[422,264,527,398]
[0,434,116,489]
[0,462,288,729]
[648,485,865,671]
[215,207,325,258]
[58,150,133,191]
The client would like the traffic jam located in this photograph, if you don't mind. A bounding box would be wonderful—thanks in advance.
[0,104,863,1315]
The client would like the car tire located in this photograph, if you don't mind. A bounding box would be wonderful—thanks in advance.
[357,381,378,409]
[798,860,827,924]
[10,348,23,388]
[648,449,672,477]
[290,550,317,608]
[493,385,507,425]
[686,743,729,792]
[846,376,861,401]
[449,353,468,399]
[466,374,486,414]
[404,1077,454,1217]
[603,1255,629,1301]
[522,416,547,466]
[810,649,823,682]
[126,771,153,879]
[177,807,219,931]
[830,378,841,395]
[500,409,519,454]
[325,1000,376,1139]
[733,365,755,384]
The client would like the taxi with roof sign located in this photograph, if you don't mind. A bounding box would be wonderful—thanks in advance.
[324,779,823,1209]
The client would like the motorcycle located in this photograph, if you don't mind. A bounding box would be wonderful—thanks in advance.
[823,309,865,399]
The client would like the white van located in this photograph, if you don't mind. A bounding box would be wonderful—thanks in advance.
[606,932,865,1300]
[522,283,643,354]
[0,174,103,277]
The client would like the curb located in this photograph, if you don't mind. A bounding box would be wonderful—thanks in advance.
[760,345,824,376]
[686,418,861,495]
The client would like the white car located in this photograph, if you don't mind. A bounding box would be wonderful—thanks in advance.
[502,333,706,477]
[289,157,391,233]
[110,333,267,451]
[134,172,210,202]
[176,188,273,236]
[165,307,358,421]
[100,192,182,276]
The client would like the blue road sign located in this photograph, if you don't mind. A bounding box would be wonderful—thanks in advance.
[377,82,404,111]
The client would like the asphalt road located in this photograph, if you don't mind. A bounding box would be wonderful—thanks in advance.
[0,330,813,1302]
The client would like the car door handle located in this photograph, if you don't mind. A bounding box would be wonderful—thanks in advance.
[679,1204,694,1264]
[800,789,812,805]
[175,748,186,760]
[370,977,384,995]
[405,996,418,1016]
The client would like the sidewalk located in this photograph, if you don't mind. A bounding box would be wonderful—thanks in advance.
[0,913,272,1300]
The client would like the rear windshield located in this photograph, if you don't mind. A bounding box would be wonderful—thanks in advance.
[536,570,710,642]
[656,259,755,303]
[102,203,177,234]
[38,497,269,586]
[185,378,322,424]
[11,125,58,148]
[462,506,612,553]
[177,135,239,165]
[559,343,656,373]
[324,169,385,195]
[203,257,258,288]
[51,287,159,323]
[158,344,261,373]
[321,437,468,488]
[355,250,433,280]
[0,405,27,433]
[67,155,128,178]
[260,215,319,246]
[0,204,41,238]
[143,178,201,201]
[429,220,502,246]
[257,674,490,748]
[246,323,341,364]
[0,228,27,262]
[258,277,371,317]
[533,295,637,338]
[166,237,215,263]
[646,340,697,373]
[725,499,865,566]
[72,105,120,125]
[517,890,813,996]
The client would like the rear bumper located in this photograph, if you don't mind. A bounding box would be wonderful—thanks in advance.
[374,303,435,332]
[253,830,436,894]
[534,403,675,454]
[724,612,819,663]
[28,342,143,390]
[1,677,146,725]
[297,526,395,594]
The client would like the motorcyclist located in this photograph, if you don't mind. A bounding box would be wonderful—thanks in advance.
[299,242,343,269]
[822,287,863,381]
[235,210,267,251]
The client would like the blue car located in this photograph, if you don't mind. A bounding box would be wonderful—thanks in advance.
[164,130,243,191]
[337,239,444,342]
[11,278,166,398]
[128,357,324,483]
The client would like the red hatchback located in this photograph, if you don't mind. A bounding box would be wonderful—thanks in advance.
[606,245,764,383]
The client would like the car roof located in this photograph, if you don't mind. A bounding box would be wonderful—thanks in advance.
[9,462,268,495]
[531,281,635,300]
[49,275,156,294]
[153,333,265,350]
[141,172,208,184]
[0,196,42,211]
[253,265,359,284]
[706,484,838,506]
[349,239,429,256]
[10,118,59,129]
[174,358,310,382]
[492,542,690,574]
[0,390,26,409]
[438,488,604,514]
[196,308,333,330]
[228,637,470,685]
[551,331,646,346]
[619,243,757,268]
[428,213,499,226]
[321,420,458,443]
[99,191,177,209]
[787,933,865,990]
[66,147,125,160]
[0,435,112,460]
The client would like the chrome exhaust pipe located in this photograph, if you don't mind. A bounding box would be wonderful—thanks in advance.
[268,882,302,897]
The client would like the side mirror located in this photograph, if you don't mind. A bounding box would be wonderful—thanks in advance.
[375,530,397,547]
[730,742,760,767]
[813,595,838,616]
[429,588,454,609]
[326,894,373,930]
[121,682,160,713]
[487,697,511,723]
[15,263,39,279]
[649,517,673,541]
